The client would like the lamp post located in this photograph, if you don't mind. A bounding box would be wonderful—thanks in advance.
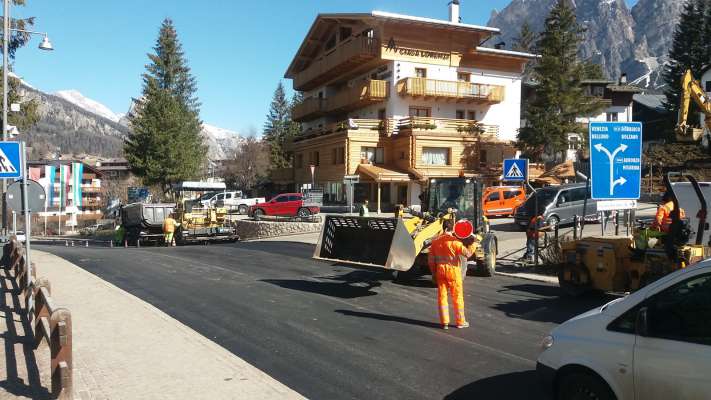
[2,0,53,233]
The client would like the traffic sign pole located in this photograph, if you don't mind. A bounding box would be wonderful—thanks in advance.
[20,141,33,311]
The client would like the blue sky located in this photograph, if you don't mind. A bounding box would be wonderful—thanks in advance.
[12,0,638,134]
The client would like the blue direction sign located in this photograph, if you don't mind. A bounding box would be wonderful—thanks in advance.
[503,158,528,182]
[0,142,21,179]
[589,122,643,200]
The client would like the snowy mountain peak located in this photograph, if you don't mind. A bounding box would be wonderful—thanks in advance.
[54,90,120,123]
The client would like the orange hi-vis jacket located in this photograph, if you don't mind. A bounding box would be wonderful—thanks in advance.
[428,233,476,327]
[527,216,543,239]
[654,201,685,233]
[163,217,177,234]
[428,233,476,268]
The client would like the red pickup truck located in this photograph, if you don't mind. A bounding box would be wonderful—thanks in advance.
[249,193,320,217]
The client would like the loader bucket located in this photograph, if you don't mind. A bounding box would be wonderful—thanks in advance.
[314,215,418,271]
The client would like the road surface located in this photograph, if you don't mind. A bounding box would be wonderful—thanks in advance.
[38,242,611,400]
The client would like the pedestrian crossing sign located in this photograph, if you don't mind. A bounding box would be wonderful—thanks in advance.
[502,158,528,182]
[0,142,21,179]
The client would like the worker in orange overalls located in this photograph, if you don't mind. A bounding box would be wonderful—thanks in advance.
[523,215,544,263]
[428,219,477,330]
[652,192,685,233]
[162,214,179,247]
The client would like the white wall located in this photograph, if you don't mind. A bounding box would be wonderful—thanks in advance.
[576,105,632,124]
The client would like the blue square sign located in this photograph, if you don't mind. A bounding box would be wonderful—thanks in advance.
[0,142,21,179]
[589,122,642,200]
[503,158,528,182]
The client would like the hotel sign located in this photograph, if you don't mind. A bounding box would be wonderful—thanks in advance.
[383,38,456,65]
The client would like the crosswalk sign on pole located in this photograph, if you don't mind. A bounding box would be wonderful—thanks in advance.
[0,142,22,179]
[503,158,528,182]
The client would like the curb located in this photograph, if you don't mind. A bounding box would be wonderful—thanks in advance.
[494,270,558,284]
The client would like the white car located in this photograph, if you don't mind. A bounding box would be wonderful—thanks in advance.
[200,191,266,214]
[537,260,711,400]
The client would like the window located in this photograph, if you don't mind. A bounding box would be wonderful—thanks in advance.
[296,154,303,168]
[332,147,344,165]
[606,112,619,122]
[646,273,711,345]
[400,151,405,160]
[457,72,471,82]
[706,81,711,92]
[568,136,581,150]
[409,106,431,117]
[288,195,301,202]
[415,68,427,78]
[422,147,449,166]
[456,110,465,120]
[593,86,605,96]
[378,108,386,120]
[480,150,488,163]
[486,192,500,202]
[467,111,476,121]
[339,27,352,41]
[275,196,289,203]
[314,151,320,166]
[361,147,384,164]
[504,190,522,200]
[332,148,338,165]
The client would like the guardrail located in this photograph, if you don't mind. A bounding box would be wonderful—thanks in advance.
[3,238,73,399]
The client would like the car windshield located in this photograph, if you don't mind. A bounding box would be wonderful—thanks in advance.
[199,192,218,201]
[523,188,558,213]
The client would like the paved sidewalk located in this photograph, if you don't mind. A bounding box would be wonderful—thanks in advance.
[1,250,307,400]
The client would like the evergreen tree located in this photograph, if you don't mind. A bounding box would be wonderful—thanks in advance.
[263,82,295,169]
[125,18,205,194]
[518,0,606,161]
[663,0,706,122]
[513,21,536,53]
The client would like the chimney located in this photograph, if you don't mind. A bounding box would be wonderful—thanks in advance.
[449,0,460,23]
[619,73,628,84]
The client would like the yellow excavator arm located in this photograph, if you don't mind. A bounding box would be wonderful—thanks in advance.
[677,69,711,141]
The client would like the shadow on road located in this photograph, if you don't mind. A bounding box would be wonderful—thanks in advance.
[444,370,550,400]
[261,278,381,299]
[335,309,441,329]
[492,284,613,324]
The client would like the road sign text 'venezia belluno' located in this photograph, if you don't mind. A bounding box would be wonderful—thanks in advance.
[589,122,643,201]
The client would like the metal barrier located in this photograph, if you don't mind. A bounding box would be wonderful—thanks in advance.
[4,239,73,399]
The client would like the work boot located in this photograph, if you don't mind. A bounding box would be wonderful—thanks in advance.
[456,322,470,329]
[441,324,449,330]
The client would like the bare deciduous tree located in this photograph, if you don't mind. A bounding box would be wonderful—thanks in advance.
[224,129,270,191]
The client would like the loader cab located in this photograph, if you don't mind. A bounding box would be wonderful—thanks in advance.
[425,177,484,229]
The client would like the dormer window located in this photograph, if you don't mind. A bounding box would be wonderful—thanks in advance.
[339,27,352,42]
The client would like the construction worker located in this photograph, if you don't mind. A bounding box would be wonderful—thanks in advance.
[162,214,179,246]
[523,214,544,262]
[428,219,477,330]
[359,199,370,216]
[652,191,685,233]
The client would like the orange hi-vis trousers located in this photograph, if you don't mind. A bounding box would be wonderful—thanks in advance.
[434,264,465,326]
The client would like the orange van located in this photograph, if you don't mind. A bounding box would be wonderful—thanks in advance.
[482,186,526,217]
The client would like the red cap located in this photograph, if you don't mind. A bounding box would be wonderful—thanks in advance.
[453,220,474,239]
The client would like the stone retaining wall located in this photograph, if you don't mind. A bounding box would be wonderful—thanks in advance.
[234,219,322,240]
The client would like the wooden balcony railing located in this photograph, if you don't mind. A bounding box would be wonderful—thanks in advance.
[397,78,504,104]
[293,37,380,91]
[327,79,388,114]
[398,117,499,137]
[292,97,326,122]
[292,80,389,122]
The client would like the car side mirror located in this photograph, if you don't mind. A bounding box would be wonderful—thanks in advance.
[636,306,649,337]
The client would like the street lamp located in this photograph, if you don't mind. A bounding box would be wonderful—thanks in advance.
[2,0,53,232]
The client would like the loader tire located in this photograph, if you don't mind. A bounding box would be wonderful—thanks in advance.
[558,263,591,297]
[483,249,497,277]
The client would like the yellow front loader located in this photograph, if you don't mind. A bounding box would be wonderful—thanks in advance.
[314,177,498,277]
[676,69,711,142]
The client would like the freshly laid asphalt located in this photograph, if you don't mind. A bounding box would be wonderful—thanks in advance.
[37,241,612,400]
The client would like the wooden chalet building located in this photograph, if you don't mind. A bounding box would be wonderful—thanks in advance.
[279,1,536,211]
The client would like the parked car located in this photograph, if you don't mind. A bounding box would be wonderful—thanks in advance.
[537,259,711,400]
[14,230,25,243]
[514,183,599,229]
[249,193,320,218]
[201,191,266,214]
[482,186,526,217]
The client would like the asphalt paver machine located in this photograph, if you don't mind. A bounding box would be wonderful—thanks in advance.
[172,181,238,244]
[314,177,498,277]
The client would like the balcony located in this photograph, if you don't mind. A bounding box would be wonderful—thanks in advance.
[397,78,504,104]
[328,79,388,114]
[293,36,381,91]
[398,117,499,137]
[292,97,326,122]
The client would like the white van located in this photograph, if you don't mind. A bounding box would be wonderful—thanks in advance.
[537,260,711,399]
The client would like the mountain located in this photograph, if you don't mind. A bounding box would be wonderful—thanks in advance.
[487,0,683,90]
[26,85,240,160]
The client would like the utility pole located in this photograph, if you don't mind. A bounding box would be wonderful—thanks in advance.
[2,0,9,234]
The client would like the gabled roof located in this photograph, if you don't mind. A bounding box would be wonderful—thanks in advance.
[285,11,501,79]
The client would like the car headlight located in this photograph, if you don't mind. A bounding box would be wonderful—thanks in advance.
[541,335,554,350]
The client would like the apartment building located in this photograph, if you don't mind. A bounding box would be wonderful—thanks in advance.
[29,160,104,222]
[283,2,535,211]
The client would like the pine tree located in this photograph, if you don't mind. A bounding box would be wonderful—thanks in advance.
[513,21,536,53]
[125,18,205,194]
[518,0,606,161]
[262,82,294,169]
[663,0,706,122]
